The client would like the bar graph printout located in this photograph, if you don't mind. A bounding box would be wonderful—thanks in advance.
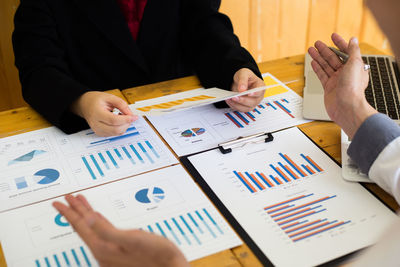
[0,117,177,212]
[147,73,310,156]
[0,165,242,266]
[187,127,399,267]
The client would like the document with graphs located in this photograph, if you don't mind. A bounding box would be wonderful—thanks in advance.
[147,73,310,156]
[0,165,242,266]
[186,127,398,266]
[129,85,268,116]
[0,117,177,212]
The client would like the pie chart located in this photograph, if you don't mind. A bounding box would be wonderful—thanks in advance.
[181,128,206,138]
[54,213,70,227]
[135,187,165,204]
[33,169,60,185]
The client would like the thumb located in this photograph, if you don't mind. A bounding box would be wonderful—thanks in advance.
[348,37,361,60]
[234,70,250,92]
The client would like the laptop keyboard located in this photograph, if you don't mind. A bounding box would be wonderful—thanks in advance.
[363,56,400,119]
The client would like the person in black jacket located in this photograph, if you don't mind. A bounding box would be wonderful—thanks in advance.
[13,0,265,136]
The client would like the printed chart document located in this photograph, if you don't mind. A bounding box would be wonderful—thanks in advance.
[129,86,268,116]
[148,73,310,156]
[0,117,177,212]
[0,165,242,266]
[187,127,399,267]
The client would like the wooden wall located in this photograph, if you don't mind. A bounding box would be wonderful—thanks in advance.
[0,0,392,112]
[220,0,392,62]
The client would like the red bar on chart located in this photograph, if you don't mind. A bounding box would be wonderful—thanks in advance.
[237,172,257,193]
[250,173,266,190]
[259,172,274,187]
[306,156,324,172]
[284,164,300,179]
[276,167,291,182]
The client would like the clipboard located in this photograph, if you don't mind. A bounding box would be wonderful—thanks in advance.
[180,128,396,267]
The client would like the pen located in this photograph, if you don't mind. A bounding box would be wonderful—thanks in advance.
[112,108,122,115]
[329,46,370,71]
[328,47,349,63]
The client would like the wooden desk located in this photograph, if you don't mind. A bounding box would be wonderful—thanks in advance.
[0,43,398,267]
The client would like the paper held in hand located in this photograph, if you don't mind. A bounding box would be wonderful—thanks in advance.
[129,86,270,116]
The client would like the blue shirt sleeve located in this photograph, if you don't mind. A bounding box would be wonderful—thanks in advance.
[348,113,400,174]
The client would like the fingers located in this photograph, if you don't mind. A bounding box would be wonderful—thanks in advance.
[314,41,343,71]
[52,197,97,246]
[90,213,128,245]
[99,110,135,127]
[106,95,137,119]
[311,60,329,86]
[331,33,349,53]
[226,98,257,113]
[308,44,335,76]
[347,37,362,60]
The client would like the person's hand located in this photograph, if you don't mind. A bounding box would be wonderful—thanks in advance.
[71,91,138,137]
[226,68,265,112]
[308,33,377,138]
[53,195,189,267]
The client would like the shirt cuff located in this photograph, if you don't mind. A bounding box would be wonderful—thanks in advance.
[348,113,400,174]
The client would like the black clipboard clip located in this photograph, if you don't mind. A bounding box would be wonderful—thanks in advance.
[218,132,274,154]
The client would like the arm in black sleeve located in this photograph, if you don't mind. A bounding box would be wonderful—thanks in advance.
[13,0,89,133]
[182,0,262,91]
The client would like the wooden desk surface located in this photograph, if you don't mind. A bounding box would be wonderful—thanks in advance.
[0,44,398,267]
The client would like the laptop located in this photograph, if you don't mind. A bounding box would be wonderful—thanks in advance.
[303,53,400,182]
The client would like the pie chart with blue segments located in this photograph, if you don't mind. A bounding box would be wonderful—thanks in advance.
[33,169,60,185]
[135,187,165,204]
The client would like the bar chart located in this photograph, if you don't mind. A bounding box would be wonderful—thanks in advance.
[224,97,297,128]
[79,139,161,181]
[264,193,351,242]
[33,245,94,267]
[233,153,324,193]
[143,208,224,247]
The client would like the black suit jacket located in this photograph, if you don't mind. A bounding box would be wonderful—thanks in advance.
[13,0,261,133]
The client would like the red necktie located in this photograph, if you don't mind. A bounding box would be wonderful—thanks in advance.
[116,0,148,40]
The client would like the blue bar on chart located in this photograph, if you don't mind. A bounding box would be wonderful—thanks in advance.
[122,146,136,165]
[89,127,139,145]
[15,176,28,189]
[146,140,160,158]
[89,154,104,177]
[282,98,289,103]
[266,102,277,110]
[146,209,222,247]
[82,156,96,180]
[114,148,123,160]
[137,142,154,164]
[224,112,244,128]
[106,150,119,168]
[35,246,92,267]
[163,220,181,245]
[97,152,110,170]
[129,144,144,163]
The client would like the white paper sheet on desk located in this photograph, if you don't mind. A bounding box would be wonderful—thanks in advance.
[0,165,242,266]
[0,116,177,212]
[129,86,269,116]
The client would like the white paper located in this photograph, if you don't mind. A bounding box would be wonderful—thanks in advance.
[148,73,310,156]
[129,86,269,116]
[187,127,399,267]
[0,165,242,266]
[0,117,177,212]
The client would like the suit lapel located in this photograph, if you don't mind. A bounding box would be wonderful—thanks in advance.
[74,0,149,74]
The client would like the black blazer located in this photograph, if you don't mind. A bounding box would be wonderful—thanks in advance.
[13,0,261,133]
